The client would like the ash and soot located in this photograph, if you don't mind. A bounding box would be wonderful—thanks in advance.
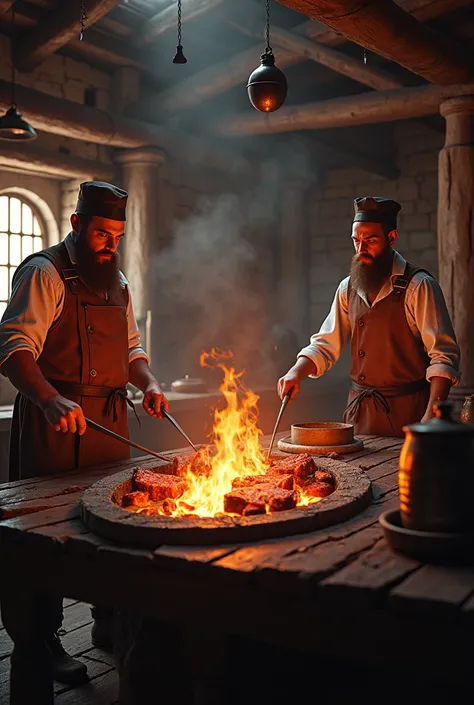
[121,350,335,519]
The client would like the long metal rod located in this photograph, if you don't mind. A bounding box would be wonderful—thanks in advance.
[162,408,198,452]
[85,417,169,462]
[266,392,291,461]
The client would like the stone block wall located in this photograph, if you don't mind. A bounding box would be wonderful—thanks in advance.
[308,121,443,354]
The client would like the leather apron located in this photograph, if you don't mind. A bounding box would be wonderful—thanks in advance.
[9,241,132,480]
[343,262,431,437]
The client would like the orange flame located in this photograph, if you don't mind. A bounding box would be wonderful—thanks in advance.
[174,349,268,517]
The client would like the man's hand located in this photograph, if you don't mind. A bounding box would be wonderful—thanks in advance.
[278,371,301,402]
[143,383,169,418]
[41,394,87,434]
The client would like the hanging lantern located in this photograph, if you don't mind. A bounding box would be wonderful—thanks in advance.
[173,0,187,64]
[0,4,36,141]
[247,0,287,113]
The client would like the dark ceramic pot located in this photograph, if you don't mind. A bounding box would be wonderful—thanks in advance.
[399,401,474,533]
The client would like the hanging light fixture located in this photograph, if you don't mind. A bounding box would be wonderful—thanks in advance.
[173,0,187,64]
[247,0,287,113]
[0,3,36,141]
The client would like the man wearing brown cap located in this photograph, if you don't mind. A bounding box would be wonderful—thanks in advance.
[278,196,460,436]
[0,181,168,695]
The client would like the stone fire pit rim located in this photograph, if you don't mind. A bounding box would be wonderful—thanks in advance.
[80,456,373,547]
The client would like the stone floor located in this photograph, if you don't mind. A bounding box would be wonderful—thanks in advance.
[0,599,118,704]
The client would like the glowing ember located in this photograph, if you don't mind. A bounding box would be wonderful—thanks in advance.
[129,350,330,518]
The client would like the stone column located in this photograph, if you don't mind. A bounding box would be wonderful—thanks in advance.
[438,96,474,408]
[115,147,166,367]
[278,178,311,344]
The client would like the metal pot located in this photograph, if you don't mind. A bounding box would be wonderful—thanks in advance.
[170,375,208,394]
[399,401,474,533]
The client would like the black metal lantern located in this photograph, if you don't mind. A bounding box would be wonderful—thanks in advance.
[173,0,187,64]
[247,0,287,113]
[0,4,36,142]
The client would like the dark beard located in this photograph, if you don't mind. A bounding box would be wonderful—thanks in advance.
[350,249,393,299]
[75,234,122,296]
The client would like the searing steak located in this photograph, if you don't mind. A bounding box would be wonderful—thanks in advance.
[173,446,214,478]
[301,480,334,498]
[270,453,315,484]
[232,473,294,490]
[122,490,149,508]
[133,468,187,500]
[224,486,297,516]
[314,470,335,486]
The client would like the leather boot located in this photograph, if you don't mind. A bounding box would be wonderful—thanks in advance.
[46,632,89,685]
[90,606,114,650]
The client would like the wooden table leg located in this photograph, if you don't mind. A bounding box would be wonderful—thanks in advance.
[0,585,55,705]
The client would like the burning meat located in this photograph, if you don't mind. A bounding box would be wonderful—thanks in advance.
[133,468,187,500]
[172,446,215,478]
[314,470,335,486]
[270,453,315,485]
[232,473,294,490]
[301,481,334,498]
[224,485,297,516]
[122,490,149,508]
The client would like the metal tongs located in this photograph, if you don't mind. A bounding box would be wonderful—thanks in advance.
[149,398,198,453]
[266,391,291,461]
[85,417,169,461]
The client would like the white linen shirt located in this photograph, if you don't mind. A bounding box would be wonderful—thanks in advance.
[0,233,149,372]
[298,250,460,385]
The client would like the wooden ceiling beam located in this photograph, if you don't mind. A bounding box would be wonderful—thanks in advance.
[229,7,404,92]
[137,0,471,117]
[218,82,474,136]
[0,79,251,176]
[0,142,116,181]
[16,0,121,71]
[132,0,224,46]
[276,0,473,84]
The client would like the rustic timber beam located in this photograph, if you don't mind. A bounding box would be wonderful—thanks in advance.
[0,79,250,176]
[230,12,404,92]
[137,0,473,116]
[0,0,13,13]
[16,0,120,71]
[132,0,224,46]
[0,142,116,181]
[275,0,473,84]
[217,82,474,136]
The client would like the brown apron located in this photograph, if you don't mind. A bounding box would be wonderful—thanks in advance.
[9,241,132,480]
[343,262,431,437]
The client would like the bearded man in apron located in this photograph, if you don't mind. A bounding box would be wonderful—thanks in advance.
[278,196,460,436]
[0,182,169,701]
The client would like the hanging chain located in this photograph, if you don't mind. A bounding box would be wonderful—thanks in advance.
[10,3,15,107]
[177,0,182,46]
[79,0,87,41]
[363,47,367,65]
[264,0,272,54]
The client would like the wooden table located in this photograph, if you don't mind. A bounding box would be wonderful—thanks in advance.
[1,433,474,703]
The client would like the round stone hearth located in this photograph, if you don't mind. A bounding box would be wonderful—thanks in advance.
[80,456,372,547]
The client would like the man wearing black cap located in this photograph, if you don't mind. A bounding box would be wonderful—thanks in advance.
[0,181,168,695]
[278,196,460,436]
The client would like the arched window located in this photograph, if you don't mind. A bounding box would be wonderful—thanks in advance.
[0,195,44,318]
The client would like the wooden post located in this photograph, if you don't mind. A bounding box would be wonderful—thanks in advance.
[115,148,165,368]
[438,96,474,407]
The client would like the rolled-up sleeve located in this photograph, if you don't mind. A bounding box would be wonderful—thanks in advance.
[126,293,149,365]
[0,263,62,372]
[409,275,460,386]
[297,277,352,378]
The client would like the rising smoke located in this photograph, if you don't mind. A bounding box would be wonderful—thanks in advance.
[154,138,317,389]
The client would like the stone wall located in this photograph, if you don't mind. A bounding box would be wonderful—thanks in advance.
[306,120,443,379]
